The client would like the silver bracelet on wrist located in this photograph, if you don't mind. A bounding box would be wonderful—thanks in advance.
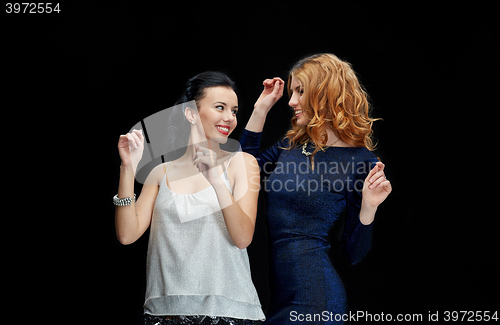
[113,194,136,206]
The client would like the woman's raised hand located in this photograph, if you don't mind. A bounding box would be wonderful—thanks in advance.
[117,129,145,171]
[246,77,285,133]
[362,162,392,208]
[254,77,285,113]
[193,145,220,185]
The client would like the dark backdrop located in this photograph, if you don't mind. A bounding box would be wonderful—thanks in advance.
[3,2,498,324]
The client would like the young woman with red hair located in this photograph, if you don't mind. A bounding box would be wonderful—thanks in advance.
[240,53,392,324]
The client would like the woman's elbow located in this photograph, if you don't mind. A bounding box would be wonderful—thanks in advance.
[233,236,253,249]
[116,231,139,245]
[343,248,371,265]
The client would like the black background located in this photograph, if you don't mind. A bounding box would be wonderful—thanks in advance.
[3,2,498,324]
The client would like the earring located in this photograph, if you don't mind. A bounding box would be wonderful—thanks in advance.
[191,121,195,125]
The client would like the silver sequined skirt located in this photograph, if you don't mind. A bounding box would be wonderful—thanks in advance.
[144,314,258,325]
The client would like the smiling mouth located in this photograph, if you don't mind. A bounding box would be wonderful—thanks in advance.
[216,125,230,135]
[295,109,303,117]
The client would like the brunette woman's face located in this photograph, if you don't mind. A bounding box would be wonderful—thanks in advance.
[289,76,311,126]
[196,86,238,143]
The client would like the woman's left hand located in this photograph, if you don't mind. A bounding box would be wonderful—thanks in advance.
[193,145,221,185]
[362,162,392,208]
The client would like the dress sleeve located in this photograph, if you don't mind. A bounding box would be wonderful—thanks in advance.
[239,129,283,178]
[341,158,378,265]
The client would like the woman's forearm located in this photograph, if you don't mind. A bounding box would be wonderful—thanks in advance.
[212,179,255,249]
[245,107,269,133]
[115,165,140,244]
[359,199,377,225]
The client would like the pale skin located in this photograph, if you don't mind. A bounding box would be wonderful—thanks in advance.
[247,76,392,225]
[115,86,260,248]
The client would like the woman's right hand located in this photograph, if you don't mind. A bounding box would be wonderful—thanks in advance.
[117,129,144,171]
[245,78,285,133]
[254,77,284,114]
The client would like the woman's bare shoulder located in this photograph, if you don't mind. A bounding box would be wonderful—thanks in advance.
[144,162,169,186]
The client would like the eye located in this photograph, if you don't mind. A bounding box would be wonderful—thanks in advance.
[215,105,224,111]
[299,89,304,95]
[231,109,238,115]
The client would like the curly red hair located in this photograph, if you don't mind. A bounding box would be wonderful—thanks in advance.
[285,53,379,166]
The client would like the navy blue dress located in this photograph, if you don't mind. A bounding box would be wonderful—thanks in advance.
[240,130,378,324]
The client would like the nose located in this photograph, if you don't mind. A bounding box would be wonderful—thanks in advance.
[289,92,299,108]
[223,110,236,123]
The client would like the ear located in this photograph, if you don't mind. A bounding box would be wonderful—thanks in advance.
[184,107,197,124]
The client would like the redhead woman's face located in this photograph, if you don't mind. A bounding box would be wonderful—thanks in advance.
[196,86,238,143]
[289,76,311,126]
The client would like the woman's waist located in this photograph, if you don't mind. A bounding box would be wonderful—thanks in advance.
[147,241,250,269]
[271,231,331,247]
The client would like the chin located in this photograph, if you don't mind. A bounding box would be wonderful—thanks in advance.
[209,135,229,144]
[217,137,229,144]
[295,115,311,127]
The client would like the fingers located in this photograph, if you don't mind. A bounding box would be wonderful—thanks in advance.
[276,78,285,94]
[255,77,285,110]
[274,77,285,87]
[194,155,214,173]
[193,145,216,167]
[366,162,387,189]
[367,162,384,182]
[133,129,144,140]
[195,145,208,158]
[120,129,143,149]
[380,179,392,192]
[263,79,274,87]
[126,129,143,149]
[263,77,285,91]
[193,156,206,172]
[272,78,281,94]
[268,78,284,99]
[365,163,379,181]
[119,134,129,143]
[369,174,387,189]
[373,161,384,172]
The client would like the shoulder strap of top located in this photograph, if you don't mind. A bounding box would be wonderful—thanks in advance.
[222,152,238,193]
[225,151,237,169]
[223,151,238,176]
[164,161,171,188]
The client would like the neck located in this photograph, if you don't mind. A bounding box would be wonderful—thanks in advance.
[325,128,340,146]
[178,135,223,162]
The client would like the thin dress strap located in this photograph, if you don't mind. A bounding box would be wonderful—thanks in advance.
[164,161,171,188]
[222,152,238,193]
[225,151,237,169]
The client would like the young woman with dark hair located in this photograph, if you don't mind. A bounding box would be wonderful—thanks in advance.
[114,71,265,325]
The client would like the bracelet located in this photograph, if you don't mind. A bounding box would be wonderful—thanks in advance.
[113,194,136,206]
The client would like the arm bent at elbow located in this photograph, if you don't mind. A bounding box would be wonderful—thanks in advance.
[115,164,162,245]
[213,152,261,249]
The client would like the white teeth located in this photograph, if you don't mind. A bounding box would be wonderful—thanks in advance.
[216,126,229,132]
[295,110,302,115]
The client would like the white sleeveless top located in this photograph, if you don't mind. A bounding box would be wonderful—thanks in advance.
[144,159,265,321]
